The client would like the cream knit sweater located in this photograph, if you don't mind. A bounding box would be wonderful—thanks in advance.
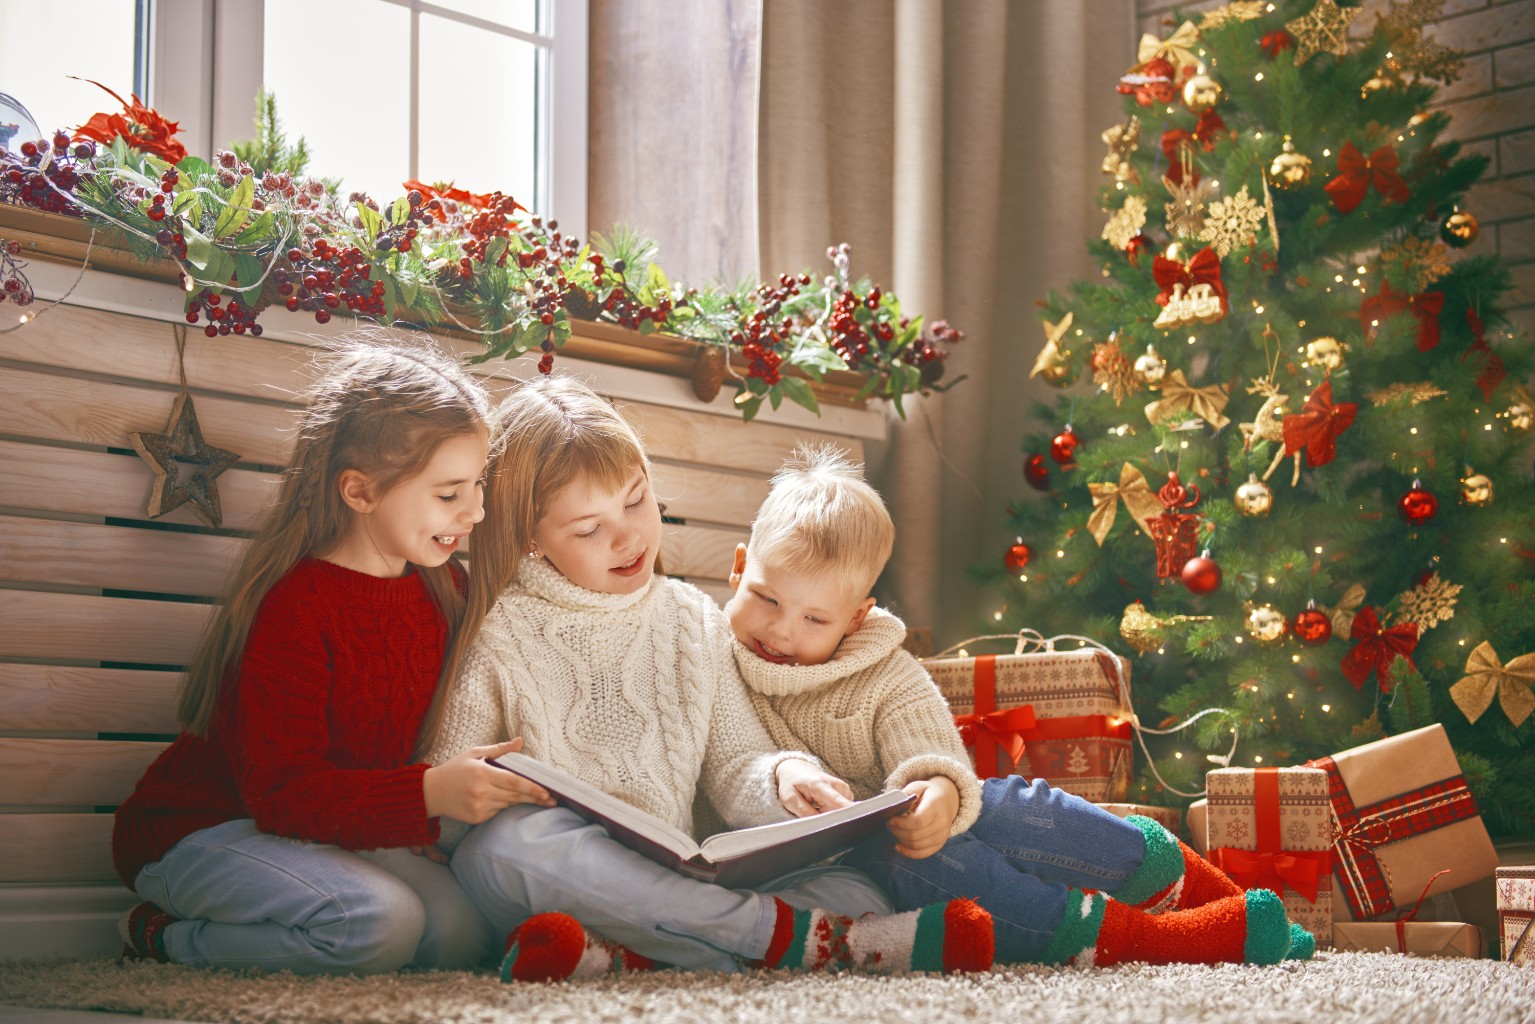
[733,607,982,837]
[427,557,810,849]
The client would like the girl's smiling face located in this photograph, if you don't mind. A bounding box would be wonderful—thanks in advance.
[531,467,662,594]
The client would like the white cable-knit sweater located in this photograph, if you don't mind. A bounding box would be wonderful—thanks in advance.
[733,607,983,837]
[427,557,810,849]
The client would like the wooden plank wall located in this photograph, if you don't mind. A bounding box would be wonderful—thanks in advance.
[0,301,871,886]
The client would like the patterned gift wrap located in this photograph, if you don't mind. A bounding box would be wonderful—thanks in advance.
[1204,767,1335,949]
[923,641,1134,801]
[1332,921,1483,958]
[1495,866,1535,964]
[1304,724,1498,923]
[1096,802,1184,839]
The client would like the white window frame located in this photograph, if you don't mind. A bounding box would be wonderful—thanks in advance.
[148,0,587,242]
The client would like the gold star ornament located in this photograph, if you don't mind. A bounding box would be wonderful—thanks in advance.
[1286,0,1361,65]
[129,393,242,528]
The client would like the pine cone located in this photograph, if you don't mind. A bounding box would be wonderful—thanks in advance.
[563,287,600,320]
[690,345,727,403]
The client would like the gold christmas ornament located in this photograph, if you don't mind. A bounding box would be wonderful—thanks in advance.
[1382,236,1452,290]
[1269,138,1313,191]
[1361,68,1397,98]
[1440,208,1480,248]
[1396,572,1463,632]
[1459,470,1493,507]
[1198,185,1266,258]
[1449,641,1535,729]
[1182,73,1224,113]
[1379,0,1466,85]
[1088,463,1167,546]
[1366,381,1447,406]
[1285,0,1361,66]
[1102,117,1142,186]
[1163,175,1221,240]
[1093,337,1141,406]
[1240,377,1288,452]
[1504,401,1534,434]
[1321,583,1366,638]
[1145,370,1231,430]
[1199,1,1265,31]
[1304,336,1346,372]
[1031,313,1079,387]
[1234,473,1274,517]
[1245,603,1288,646]
[1133,345,1167,386]
[1103,195,1149,251]
[1119,602,1213,655]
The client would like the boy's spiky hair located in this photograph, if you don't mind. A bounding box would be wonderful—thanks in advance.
[748,443,894,596]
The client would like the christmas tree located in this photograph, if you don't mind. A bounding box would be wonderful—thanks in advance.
[989,0,1535,836]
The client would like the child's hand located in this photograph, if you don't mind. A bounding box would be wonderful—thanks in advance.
[423,737,555,823]
[776,757,854,817]
[888,776,960,859]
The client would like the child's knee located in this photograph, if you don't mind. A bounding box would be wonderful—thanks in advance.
[327,875,427,973]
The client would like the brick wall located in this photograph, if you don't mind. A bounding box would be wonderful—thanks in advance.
[1135,0,1535,333]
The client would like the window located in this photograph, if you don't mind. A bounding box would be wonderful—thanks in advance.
[1,0,587,241]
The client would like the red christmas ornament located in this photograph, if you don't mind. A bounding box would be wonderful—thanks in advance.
[1180,549,1222,594]
[1260,29,1295,56]
[1024,453,1051,491]
[1126,233,1152,265]
[1050,425,1081,465]
[1292,602,1333,646]
[1398,479,1438,525]
[1147,471,1203,578]
[1005,542,1033,572]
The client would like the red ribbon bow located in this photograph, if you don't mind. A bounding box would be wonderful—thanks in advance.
[954,705,1036,778]
[1282,380,1357,468]
[1260,30,1295,56]
[1463,308,1506,401]
[1211,848,1331,904]
[1325,142,1411,215]
[1360,283,1445,351]
[1152,246,1228,313]
[1341,606,1420,692]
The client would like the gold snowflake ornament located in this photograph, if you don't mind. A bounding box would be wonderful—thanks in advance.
[1092,337,1141,406]
[1395,571,1462,632]
[1286,0,1361,65]
[1200,1,1266,30]
[1164,175,1220,238]
[1382,236,1452,290]
[1198,185,1265,257]
[1103,194,1148,250]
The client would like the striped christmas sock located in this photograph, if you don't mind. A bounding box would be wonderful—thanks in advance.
[1112,815,1243,913]
[754,897,993,974]
[117,901,177,963]
[1036,888,1292,967]
[500,912,658,982]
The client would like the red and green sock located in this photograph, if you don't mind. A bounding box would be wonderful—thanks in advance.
[500,912,659,982]
[1113,814,1244,914]
[754,897,993,974]
[118,901,177,963]
[1036,887,1292,967]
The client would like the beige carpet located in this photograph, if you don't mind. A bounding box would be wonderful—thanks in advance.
[3,954,1534,1024]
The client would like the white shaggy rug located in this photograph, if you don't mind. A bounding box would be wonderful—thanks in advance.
[2,953,1533,1024]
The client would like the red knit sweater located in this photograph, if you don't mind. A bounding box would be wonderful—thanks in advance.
[112,558,455,888]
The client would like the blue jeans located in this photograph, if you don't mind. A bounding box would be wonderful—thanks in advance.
[843,776,1145,964]
[133,819,495,974]
[451,804,893,973]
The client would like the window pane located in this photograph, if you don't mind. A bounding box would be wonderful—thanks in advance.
[418,13,539,209]
[0,0,137,146]
[426,0,541,35]
[262,0,411,202]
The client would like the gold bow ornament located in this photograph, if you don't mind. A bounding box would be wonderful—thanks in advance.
[1449,641,1535,728]
[1145,369,1231,430]
[1087,463,1167,546]
[1132,20,1201,81]
[1032,312,1076,384]
[1320,583,1366,637]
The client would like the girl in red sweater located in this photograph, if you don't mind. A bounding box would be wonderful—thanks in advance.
[112,342,542,974]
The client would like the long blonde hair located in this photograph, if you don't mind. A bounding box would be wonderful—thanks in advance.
[416,374,651,754]
[178,340,492,736]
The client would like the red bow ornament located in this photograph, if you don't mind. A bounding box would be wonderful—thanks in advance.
[954,705,1036,779]
[1152,246,1228,314]
[1212,848,1331,904]
[1462,308,1506,401]
[1260,30,1296,56]
[1282,380,1357,468]
[1325,142,1411,215]
[1341,606,1419,692]
[1360,283,1445,352]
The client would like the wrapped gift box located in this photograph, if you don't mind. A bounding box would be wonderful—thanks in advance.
[1332,921,1483,958]
[1096,802,1184,839]
[923,640,1134,801]
[1496,866,1534,964]
[1304,724,1498,923]
[1203,766,1335,948]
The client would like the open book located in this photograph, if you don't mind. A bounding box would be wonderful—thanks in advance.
[489,751,915,889]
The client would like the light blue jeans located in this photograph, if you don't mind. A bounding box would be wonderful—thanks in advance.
[843,776,1146,964]
[451,804,894,972]
[133,818,495,974]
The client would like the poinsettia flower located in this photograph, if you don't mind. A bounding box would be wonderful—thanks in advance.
[70,78,186,164]
[401,178,526,213]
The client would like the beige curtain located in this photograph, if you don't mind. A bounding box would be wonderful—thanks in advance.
[758,0,1134,646]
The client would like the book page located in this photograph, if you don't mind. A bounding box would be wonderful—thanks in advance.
[697,789,914,862]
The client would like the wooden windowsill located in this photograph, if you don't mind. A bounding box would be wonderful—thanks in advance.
[0,204,871,409]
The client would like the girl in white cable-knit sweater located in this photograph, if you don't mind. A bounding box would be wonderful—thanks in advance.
[416,376,995,982]
[724,445,1306,969]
